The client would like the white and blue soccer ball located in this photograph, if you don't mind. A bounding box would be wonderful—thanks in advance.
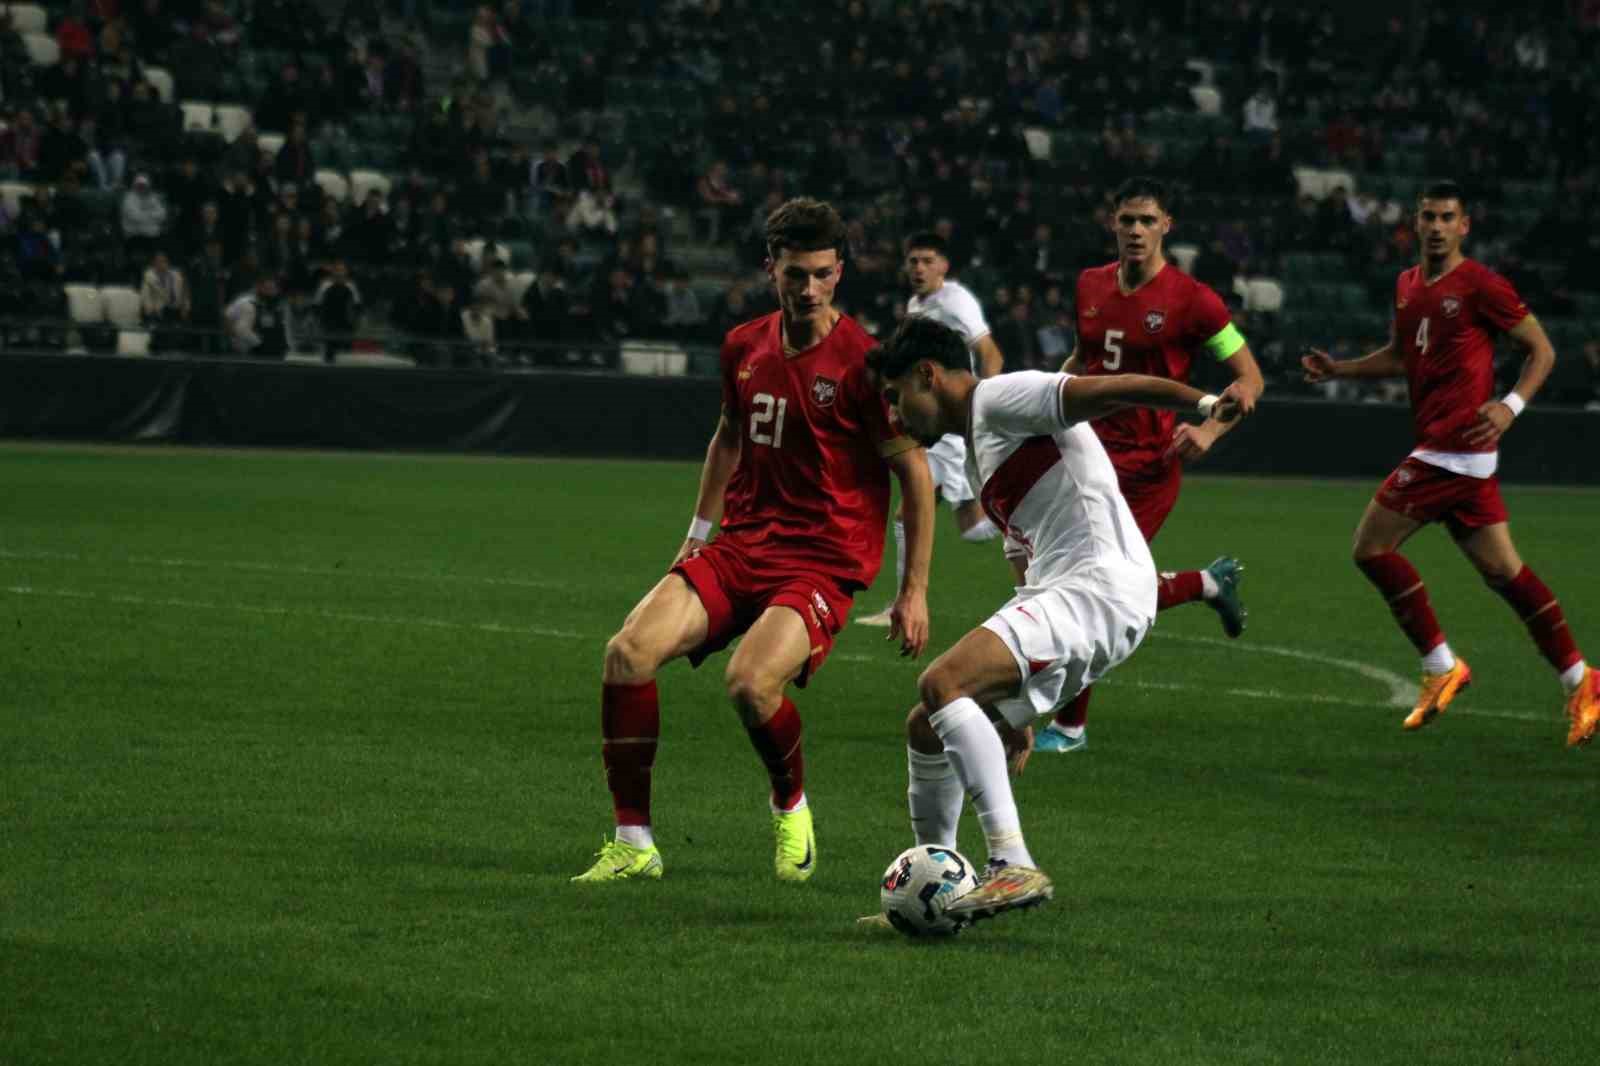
[879,845,980,937]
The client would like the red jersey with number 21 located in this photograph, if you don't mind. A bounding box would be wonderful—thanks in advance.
[718,312,915,589]
[1074,262,1233,467]
[1393,258,1529,460]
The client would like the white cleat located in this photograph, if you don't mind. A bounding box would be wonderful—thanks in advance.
[854,604,894,628]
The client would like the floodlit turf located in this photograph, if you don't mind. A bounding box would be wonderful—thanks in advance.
[3,441,1598,1066]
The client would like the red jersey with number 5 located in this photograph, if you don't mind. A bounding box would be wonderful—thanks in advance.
[1393,259,1529,456]
[1074,262,1233,467]
[718,312,916,588]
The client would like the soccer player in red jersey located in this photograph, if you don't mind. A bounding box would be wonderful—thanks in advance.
[1035,177,1265,755]
[574,198,937,883]
[1303,181,1599,746]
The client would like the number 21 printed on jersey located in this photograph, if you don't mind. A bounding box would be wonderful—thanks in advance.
[750,392,787,447]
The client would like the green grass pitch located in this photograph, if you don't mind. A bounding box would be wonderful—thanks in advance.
[2,442,1597,1065]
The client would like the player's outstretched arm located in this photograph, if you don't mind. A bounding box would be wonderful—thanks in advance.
[1464,314,1556,447]
[672,412,742,568]
[885,445,933,658]
[1059,372,1230,426]
[1302,324,1404,383]
[1170,344,1266,461]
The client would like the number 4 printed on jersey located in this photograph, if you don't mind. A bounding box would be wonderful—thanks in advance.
[750,392,787,447]
[1415,316,1429,355]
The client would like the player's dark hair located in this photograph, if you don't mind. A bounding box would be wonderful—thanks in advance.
[902,231,948,258]
[869,315,970,382]
[1418,180,1469,214]
[1112,176,1174,214]
[765,197,847,259]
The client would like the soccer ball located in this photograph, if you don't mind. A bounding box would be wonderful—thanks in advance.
[879,845,979,937]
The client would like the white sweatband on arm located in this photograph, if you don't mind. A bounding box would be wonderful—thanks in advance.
[1500,393,1526,418]
[687,516,713,541]
[1197,394,1220,418]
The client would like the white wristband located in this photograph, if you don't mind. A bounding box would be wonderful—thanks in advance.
[687,516,713,541]
[1500,393,1526,418]
[1197,394,1220,418]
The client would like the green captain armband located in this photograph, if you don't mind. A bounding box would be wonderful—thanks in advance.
[1204,322,1246,361]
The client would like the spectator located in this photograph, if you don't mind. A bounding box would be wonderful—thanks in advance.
[569,138,610,194]
[461,295,497,365]
[188,239,231,353]
[225,276,294,357]
[467,5,507,84]
[567,188,618,238]
[695,159,743,243]
[992,299,1042,370]
[522,267,571,349]
[274,124,316,190]
[54,8,94,65]
[530,140,571,216]
[79,117,126,191]
[16,215,64,282]
[38,107,88,183]
[660,269,705,342]
[349,191,391,264]
[121,174,169,260]
[474,257,529,349]
[1242,76,1278,140]
[313,258,362,361]
[1,109,42,179]
[140,250,191,353]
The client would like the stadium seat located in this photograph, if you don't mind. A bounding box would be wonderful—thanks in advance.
[1169,242,1200,273]
[1190,86,1222,116]
[116,329,152,356]
[347,169,392,204]
[144,66,175,104]
[462,239,510,271]
[1244,278,1286,313]
[1322,168,1357,197]
[64,284,103,324]
[1184,58,1215,87]
[508,271,535,305]
[256,131,285,158]
[332,350,415,368]
[214,105,252,143]
[5,3,47,33]
[313,169,350,204]
[21,31,57,66]
[619,340,688,377]
[1022,127,1052,161]
[0,180,34,218]
[98,286,142,328]
[1293,167,1327,200]
[180,101,216,133]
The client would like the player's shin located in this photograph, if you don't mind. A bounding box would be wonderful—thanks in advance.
[601,680,660,847]
[929,697,1034,869]
[1489,566,1585,687]
[1156,570,1206,610]
[906,744,962,848]
[1357,552,1448,660]
[746,696,806,812]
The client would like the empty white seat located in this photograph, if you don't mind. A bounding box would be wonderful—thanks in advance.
[1190,86,1222,116]
[22,30,57,66]
[214,105,252,143]
[6,3,47,33]
[64,285,103,324]
[143,66,175,103]
[116,329,152,356]
[313,169,349,203]
[98,286,142,328]
[1022,127,1052,161]
[1169,242,1200,274]
[1185,58,1215,88]
[1293,166,1327,200]
[508,270,535,305]
[256,131,285,157]
[347,169,392,204]
[180,101,215,133]
[1244,277,1285,313]
[0,180,35,218]
[1321,168,1357,199]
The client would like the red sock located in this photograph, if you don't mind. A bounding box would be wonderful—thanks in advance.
[1490,566,1582,673]
[1356,552,1445,655]
[1157,570,1206,611]
[1052,686,1092,730]
[746,697,805,811]
[601,681,660,827]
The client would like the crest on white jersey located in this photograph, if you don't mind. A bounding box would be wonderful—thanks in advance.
[1143,309,1166,334]
[1441,296,1462,319]
[812,375,838,407]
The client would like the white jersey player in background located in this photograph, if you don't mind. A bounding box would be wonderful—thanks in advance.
[857,232,1004,628]
[862,314,1247,924]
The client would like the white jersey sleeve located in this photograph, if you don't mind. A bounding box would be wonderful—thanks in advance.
[974,371,1075,437]
[943,283,991,346]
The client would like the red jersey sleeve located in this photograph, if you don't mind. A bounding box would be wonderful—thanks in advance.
[1473,268,1531,333]
[1186,282,1233,346]
[719,335,744,419]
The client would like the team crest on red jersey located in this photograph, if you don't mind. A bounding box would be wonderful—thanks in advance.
[811,375,838,407]
[1395,465,1415,487]
[1143,309,1167,334]
[1083,305,1100,319]
[1440,296,1462,318]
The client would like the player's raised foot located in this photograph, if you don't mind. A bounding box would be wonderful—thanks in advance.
[1204,556,1248,639]
[571,837,663,883]
[1032,724,1087,754]
[1564,666,1600,748]
[945,862,1053,923]
[773,805,817,882]
[1403,658,1472,731]
[854,603,894,628]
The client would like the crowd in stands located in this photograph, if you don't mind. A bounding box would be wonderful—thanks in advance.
[1,0,1597,404]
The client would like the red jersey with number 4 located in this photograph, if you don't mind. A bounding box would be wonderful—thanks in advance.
[1393,259,1529,456]
[1074,262,1233,466]
[718,312,915,589]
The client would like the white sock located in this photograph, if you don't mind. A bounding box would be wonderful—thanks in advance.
[960,517,1000,542]
[770,793,808,814]
[1560,660,1588,694]
[906,746,963,848]
[1421,642,1456,675]
[1045,721,1085,740]
[929,697,1034,869]
[892,519,906,595]
[616,824,654,849]
[1199,568,1220,599]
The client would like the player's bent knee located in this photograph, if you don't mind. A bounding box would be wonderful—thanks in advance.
[917,664,963,714]
[724,668,782,721]
[906,704,940,751]
[603,629,658,685]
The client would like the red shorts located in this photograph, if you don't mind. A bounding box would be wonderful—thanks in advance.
[671,537,855,687]
[1111,453,1182,543]
[1375,457,1509,538]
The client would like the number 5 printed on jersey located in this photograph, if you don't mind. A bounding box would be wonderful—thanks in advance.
[750,392,788,447]
[1104,329,1124,370]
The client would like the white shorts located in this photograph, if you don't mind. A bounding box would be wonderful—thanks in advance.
[980,565,1155,729]
[926,434,975,506]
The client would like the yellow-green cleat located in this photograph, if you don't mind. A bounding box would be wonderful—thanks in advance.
[571,837,663,883]
[773,805,816,882]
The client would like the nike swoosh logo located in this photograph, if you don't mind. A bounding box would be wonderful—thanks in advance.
[795,839,814,871]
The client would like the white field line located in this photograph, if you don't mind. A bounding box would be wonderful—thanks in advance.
[0,548,563,591]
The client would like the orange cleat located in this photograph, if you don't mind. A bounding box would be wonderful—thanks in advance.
[1403,658,1472,731]
[1564,667,1600,748]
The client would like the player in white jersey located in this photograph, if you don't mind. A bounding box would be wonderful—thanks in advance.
[862,315,1246,924]
[858,232,1004,628]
